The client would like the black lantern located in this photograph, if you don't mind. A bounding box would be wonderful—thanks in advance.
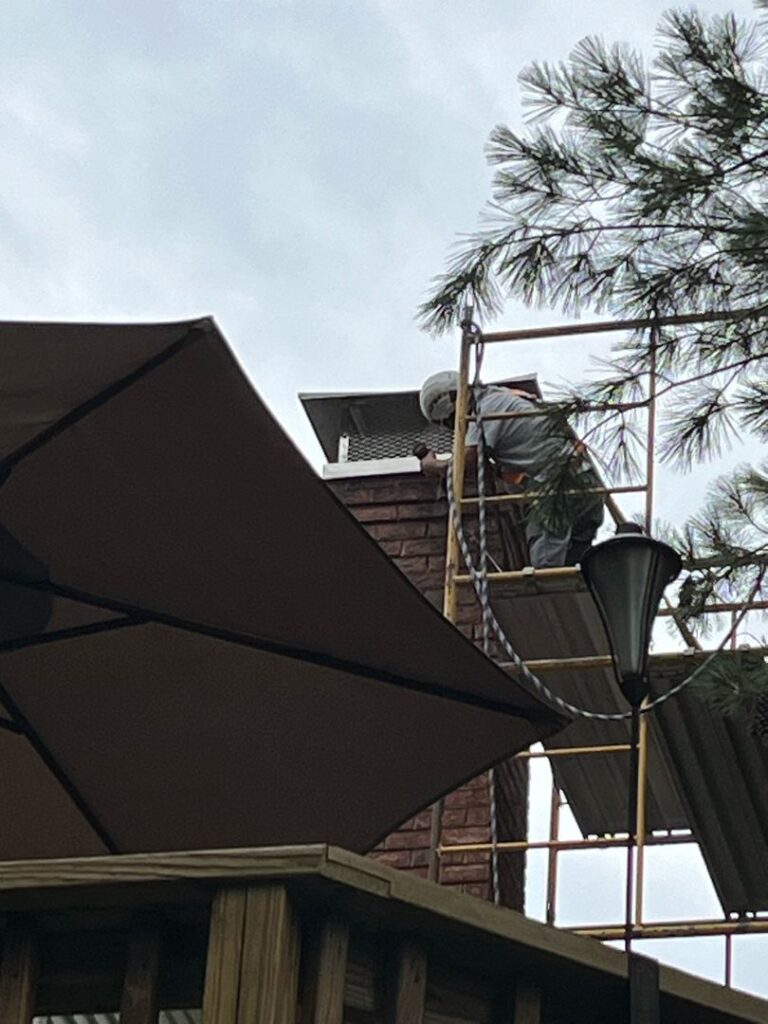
[581,523,682,707]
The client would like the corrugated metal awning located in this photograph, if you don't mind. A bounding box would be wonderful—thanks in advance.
[491,578,768,914]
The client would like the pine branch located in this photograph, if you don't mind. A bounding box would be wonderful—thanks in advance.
[421,4,768,603]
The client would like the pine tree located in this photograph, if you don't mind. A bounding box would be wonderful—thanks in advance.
[418,2,768,716]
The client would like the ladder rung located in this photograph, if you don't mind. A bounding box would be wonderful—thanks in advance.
[454,566,582,585]
[460,484,646,506]
[500,654,613,673]
[474,305,760,344]
[463,402,645,420]
[516,744,632,759]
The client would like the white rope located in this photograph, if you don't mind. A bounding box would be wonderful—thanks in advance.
[448,381,757,723]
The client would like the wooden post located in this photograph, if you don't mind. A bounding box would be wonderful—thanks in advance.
[202,885,301,1024]
[629,955,660,1024]
[202,888,248,1024]
[513,984,541,1024]
[120,913,163,1024]
[302,920,349,1024]
[0,918,39,1023]
[390,941,427,1024]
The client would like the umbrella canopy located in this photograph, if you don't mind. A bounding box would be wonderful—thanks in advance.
[0,318,564,858]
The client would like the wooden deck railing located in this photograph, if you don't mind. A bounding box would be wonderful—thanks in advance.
[0,845,763,1023]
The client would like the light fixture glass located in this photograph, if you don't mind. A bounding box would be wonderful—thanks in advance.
[581,523,682,706]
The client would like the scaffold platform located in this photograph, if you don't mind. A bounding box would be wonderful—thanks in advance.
[491,578,768,914]
[437,307,768,975]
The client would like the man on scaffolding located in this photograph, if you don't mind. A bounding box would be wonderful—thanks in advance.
[418,371,604,569]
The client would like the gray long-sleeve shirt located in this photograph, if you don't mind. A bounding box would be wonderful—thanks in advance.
[465,386,571,484]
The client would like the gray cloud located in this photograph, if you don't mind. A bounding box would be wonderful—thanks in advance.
[0,0,763,993]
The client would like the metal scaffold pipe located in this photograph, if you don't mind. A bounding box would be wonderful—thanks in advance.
[438,305,768,984]
[476,304,768,344]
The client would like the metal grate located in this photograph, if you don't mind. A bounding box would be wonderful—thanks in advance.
[346,425,453,461]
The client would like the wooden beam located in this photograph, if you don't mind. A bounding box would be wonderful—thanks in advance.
[0,917,39,1023]
[203,885,301,1024]
[238,885,301,1024]
[120,913,163,1024]
[202,887,248,1024]
[514,984,541,1024]
[0,846,330,913]
[391,942,427,1024]
[302,920,349,1024]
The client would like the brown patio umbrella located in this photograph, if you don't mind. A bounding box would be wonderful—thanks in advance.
[0,318,564,858]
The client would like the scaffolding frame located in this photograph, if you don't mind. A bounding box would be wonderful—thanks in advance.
[434,308,768,986]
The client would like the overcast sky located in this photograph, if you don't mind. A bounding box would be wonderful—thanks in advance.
[2,0,766,1001]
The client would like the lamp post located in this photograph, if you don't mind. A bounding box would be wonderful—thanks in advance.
[581,522,682,707]
[581,522,682,951]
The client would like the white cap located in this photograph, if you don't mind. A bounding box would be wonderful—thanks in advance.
[419,370,460,423]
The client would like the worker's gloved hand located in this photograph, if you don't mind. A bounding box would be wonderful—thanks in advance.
[419,450,446,477]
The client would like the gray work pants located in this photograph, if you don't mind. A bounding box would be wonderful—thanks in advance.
[525,487,604,569]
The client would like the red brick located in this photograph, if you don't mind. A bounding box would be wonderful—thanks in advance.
[444,789,486,809]
[409,849,430,867]
[333,486,379,505]
[379,540,403,557]
[438,852,463,869]
[462,883,491,899]
[442,827,490,845]
[459,850,491,865]
[397,555,429,573]
[466,806,491,826]
[454,613,479,630]
[463,774,490,791]
[368,521,427,540]
[396,502,446,521]
[331,470,528,909]
[409,812,432,830]
[439,851,491,871]
[400,537,446,556]
[440,863,489,883]
[364,482,435,503]
[441,808,469,827]
[384,829,431,851]
[372,850,411,869]
[353,505,398,523]
[400,482,445,500]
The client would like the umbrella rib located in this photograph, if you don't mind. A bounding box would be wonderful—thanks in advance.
[0,615,146,654]
[2,321,210,472]
[0,574,557,724]
[0,678,119,854]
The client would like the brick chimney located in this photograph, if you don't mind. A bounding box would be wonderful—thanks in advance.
[301,382,537,910]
